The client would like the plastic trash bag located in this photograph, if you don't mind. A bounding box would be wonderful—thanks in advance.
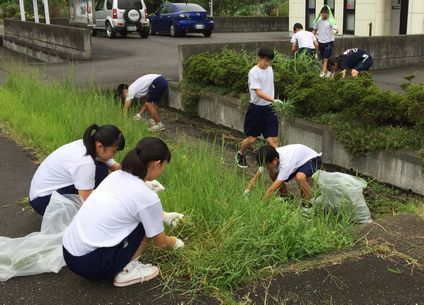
[0,192,82,281]
[312,170,372,224]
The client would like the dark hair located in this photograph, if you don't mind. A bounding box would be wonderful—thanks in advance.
[115,83,129,102]
[293,23,303,31]
[83,124,125,160]
[327,56,340,70]
[258,47,275,60]
[320,6,329,14]
[121,137,171,180]
[256,145,279,166]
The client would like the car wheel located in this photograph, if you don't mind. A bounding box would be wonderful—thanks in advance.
[203,30,212,37]
[106,22,116,39]
[120,30,128,38]
[169,24,179,37]
[91,29,97,37]
[150,27,156,35]
[139,29,149,38]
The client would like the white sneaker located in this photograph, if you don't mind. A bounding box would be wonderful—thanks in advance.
[148,118,156,127]
[325,71,332,78]
[148,122,166,132]
[319,72,325,78]
[113,260,159,287]
[134,113,142,121]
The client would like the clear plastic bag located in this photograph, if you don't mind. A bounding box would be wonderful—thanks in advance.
[0,192,82,281]
[312,170,372,224]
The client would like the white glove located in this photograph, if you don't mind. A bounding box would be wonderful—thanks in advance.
[273,99,284,105]
[173,238,185,249]
[163,212,184,227]
[243,189,250,197]
[145,180,165,193]
[258,166,265,174]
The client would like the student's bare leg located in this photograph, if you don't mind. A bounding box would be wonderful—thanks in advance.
[322,58,328,74]
[130,237,148,261]
[240,136,256,155]
[123,100,132,116]
[351,69,360,77]
[270,171,289,197]
[267,136,279,149]
[145,101,161,123]
[294,172,312,200]
[138,103,146,116]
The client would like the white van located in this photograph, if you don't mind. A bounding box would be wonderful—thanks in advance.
[90,0,150,38]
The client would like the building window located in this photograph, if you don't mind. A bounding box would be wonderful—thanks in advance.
[305,0,316,31]
[343,0,355,34]
[324,0,335,17]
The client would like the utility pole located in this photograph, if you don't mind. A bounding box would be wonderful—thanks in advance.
[209,0,213,16]
[43,0,50,24]
[19,0,26,21]
[33,0,39,23]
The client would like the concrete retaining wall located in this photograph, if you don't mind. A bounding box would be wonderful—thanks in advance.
[178,34,424,80]
[213,16,288,33]
[168,81,424,195]
[3,19,91,63]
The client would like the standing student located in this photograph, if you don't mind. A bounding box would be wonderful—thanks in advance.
[291,23,318,57]
[29,124,124,215]
[117,74,168,132]
[328,48,374,78]
[244,144,322,202]
[235,47,282,169]
[312,6,338,77]
[62,137,185,287]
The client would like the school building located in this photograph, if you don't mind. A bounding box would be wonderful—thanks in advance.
[289,0,424,36]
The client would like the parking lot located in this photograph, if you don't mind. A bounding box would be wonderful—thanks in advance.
[38,31,287,88]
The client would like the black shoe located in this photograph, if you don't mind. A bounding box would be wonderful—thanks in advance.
[235,152,248,168]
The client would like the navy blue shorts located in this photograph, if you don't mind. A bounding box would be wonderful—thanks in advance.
[286,156,323,182]
[29,161,109,216]
[146,76,168,104]
[354,56,373,72]
[244,103,279,138]
[63,223,145,281]
[319,41,334,59]
[297,48,316,57]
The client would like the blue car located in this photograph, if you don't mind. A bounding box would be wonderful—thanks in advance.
[149,3,214,37]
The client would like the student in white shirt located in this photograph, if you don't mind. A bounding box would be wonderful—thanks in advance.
[62,137,185,287]
[312,6,339,77]
[291,23,318,56]
[244,144,322,202]
[29,124,124,215]
[235,47,283,169]
[116,74,168,132]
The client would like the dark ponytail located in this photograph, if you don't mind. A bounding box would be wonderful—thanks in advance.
[82,124,125,160]
[121,137,171,180]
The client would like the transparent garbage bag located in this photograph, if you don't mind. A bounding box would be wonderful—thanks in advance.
[0,192,82,281]
[312,170,372,224]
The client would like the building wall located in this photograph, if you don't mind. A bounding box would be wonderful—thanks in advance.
[408,0,424,34]
[289,0,306,33]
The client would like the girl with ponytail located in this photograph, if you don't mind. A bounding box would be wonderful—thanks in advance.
[63,137,185,287]
[29,124,125,216]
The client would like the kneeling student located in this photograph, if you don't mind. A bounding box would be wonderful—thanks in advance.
[62,137,184,287]
[245,144,322,202]
[328,48,373,78]
[29,124,124,215]
[117,74,168,132]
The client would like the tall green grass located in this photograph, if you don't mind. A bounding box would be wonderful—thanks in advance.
[0,73,355,299]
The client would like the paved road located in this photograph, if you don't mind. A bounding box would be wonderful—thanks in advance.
[36,31,286,88]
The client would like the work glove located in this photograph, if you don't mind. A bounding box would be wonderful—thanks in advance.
[145,180,165,193]
[163,212,184,227]
[243,189,250,198]
[273,99,284,105]
[173,238,185,249]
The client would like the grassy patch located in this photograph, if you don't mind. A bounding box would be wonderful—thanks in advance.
[0,72,356,301]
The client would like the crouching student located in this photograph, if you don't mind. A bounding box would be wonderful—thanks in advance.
[328,48,373,78]
[116,74,168,132]
[291,23,318,57]
[245,144,322,202]
[62,137,185,287]
[29,124,124,215]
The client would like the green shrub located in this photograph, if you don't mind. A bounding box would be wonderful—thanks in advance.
[403,84,424,127]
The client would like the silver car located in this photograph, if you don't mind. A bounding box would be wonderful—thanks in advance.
[90,0,150,38]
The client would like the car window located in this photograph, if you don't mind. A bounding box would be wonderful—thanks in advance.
[173,3,206,12]
[95,0,104,11]
[118,0,143,9]
[166,5,175,13]
[106,0,113,10]
[158,5,168,14]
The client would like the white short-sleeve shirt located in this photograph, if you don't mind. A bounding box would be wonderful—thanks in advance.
[291,30,317,49]
[276,144,322,181]
[126,74,161,101]
[29,140,114,200]
[63,170,165,256]
[248,65,274,106]
[313,19,337,43]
